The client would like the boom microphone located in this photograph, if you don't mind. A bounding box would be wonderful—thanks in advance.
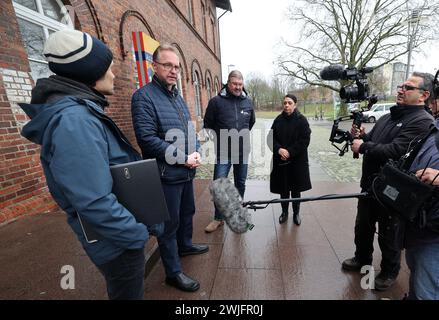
[209,178,254,234]
[320,64,345,80]
[210,178,368,234]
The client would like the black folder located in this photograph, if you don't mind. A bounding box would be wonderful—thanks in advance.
[78,159,170,243]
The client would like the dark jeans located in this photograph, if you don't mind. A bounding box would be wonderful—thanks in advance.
[280,191,301,214]
[354,196,401,277]
[213,162,248,220]
[158,180,195,277]
[97,248,145,300]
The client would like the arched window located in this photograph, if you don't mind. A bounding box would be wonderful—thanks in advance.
[176,65,184,97]
[13,0,74,81]
[193,71,202,117]
[214,77,220,95]
[187,0,194,25]
[206,77,212,101]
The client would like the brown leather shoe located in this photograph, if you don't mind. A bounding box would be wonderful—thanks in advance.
[204,220,224,233]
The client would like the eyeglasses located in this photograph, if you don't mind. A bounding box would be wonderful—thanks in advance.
[154,61,181,73]
[397,84,425,92]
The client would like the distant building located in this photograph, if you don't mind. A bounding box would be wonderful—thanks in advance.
[379,62,413,97]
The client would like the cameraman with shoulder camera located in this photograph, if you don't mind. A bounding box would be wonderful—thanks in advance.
[342,72,435,291]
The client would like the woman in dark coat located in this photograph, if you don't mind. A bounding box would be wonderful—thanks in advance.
[269,94,312,225]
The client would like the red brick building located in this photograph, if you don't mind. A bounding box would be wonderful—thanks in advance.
[0,0,231,224]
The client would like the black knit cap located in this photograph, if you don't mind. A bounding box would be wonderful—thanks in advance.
[43,29,113,86]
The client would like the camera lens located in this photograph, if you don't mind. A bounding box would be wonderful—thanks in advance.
[340,85,358,101]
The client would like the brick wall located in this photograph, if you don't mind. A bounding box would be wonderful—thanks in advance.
[0,0,57,224]
[0,0,225,223]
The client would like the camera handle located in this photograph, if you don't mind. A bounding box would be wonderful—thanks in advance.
[350,96,377,159]
[329,115,356,157]
[331,139,350,156]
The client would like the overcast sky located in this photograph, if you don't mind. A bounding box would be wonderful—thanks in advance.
[217,0,439,83]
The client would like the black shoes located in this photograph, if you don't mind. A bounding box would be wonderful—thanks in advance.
[341,256,371,271]
[374,272,397,291]
[166,246,207,292]
[342,257,397,291]
[165,272,200,292]
[293,212,301,225]
[279,212,288,224]
[179,244,209,257]
[279,212,301,225]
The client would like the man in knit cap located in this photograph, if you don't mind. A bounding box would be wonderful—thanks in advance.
[19,29,162,300]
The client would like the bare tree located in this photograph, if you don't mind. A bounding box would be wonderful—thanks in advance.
[294,85,313,114]
[245,73,271,110]
[269,76,289,110]
[278,0,439,94]
[368,68,389,98]
[245,73,294,111]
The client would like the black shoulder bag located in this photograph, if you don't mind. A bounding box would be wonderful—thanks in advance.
[371,128,438,222]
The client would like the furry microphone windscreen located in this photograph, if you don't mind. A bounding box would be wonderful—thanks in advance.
[209,178,253,234]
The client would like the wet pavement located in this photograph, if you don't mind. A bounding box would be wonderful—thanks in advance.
[0,119,410,300]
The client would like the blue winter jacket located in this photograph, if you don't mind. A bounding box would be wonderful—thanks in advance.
[406,120,439,247]
[20,77,149,265]
[131,75,200,184]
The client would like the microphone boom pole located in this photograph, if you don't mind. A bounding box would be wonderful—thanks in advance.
[210,178,369,234]
[242,192,369,210]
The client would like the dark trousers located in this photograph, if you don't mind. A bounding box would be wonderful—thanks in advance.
[213,162,248,220]
[354,196,401,277]
[280,191,301,214]
[158,180,195,277]
[97,248,145,300]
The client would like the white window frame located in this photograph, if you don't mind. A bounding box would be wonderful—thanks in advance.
[13,0,74,78]
[177,73,183,97]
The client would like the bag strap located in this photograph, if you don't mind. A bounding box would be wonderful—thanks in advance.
[399,126,438,171]
[435,129,439,151]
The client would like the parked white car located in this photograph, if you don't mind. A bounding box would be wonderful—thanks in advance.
[361,103,394,123]
[348,103,361,112]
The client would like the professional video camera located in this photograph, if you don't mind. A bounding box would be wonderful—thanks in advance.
[320,64,378,158]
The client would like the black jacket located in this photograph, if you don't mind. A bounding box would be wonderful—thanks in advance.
[269,110,312,194]
[203,86,255,161]
[359,104,434,190]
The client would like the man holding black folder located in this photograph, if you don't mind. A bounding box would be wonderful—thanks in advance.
[132,44,209,292]
[19,30,162,300]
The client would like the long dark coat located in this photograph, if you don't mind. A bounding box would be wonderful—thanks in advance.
[269,110,312,194]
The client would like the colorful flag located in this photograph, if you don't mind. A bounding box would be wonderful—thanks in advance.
[132,32,159,87]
